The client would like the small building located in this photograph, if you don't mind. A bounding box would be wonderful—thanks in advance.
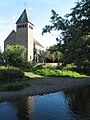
[4,9,44,62]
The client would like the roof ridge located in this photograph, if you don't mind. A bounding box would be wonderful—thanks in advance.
[16,9,33,24]
[34,39,44,48]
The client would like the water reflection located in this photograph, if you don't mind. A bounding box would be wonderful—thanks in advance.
[64,85,90,119]
[0,86,90,120]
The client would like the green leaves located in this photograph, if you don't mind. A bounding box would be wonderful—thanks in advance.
[3,45,26,67]
[42,0,90,73]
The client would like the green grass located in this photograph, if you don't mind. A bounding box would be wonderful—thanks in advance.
[32,68,87,78]
[63,64,77,70]
[0,66,31,91]
[0,65,88,91]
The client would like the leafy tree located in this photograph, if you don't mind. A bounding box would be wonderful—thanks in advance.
[44,51,51,62]
[3,45,26,67]
[50,52,55,63]
[55,51,63,63]
[43,49,63,63]
[48,43,63,53]
[42,0,90,73]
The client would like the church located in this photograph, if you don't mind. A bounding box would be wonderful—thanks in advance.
[4,9,44,62]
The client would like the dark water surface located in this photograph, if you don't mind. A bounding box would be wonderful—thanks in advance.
[0,86,90,120]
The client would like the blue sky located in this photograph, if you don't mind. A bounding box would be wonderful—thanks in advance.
[0,0,77,51]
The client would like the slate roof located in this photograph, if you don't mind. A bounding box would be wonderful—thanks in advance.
[4,30,16,42]
[16,9,34,25]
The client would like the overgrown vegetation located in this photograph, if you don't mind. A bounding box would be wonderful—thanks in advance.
[0,63,88,91]
[31,66,86,78]
[0,66,24,82]
[0,66,30,91]
[42,0,90,75]
[3,44,26,67]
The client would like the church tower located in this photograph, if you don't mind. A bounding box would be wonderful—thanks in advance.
[16,9,34,61]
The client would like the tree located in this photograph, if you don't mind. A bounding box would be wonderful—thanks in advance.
[3,45,26,67]
[50,52,55,63]
[42,0,90,72]
[44,51,51,63]
[55,51,63,63]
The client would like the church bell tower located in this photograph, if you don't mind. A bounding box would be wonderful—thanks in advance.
[16,9,34,61]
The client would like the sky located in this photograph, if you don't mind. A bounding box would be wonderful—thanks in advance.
[0,0,77,51]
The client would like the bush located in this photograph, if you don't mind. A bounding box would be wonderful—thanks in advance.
[22,61,33,68]
[36,69,56,76]
[34,68,86,78]
[0,67,24,82]
[83,60,90,75]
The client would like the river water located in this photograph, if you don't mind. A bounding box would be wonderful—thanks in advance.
[0,85,90,120]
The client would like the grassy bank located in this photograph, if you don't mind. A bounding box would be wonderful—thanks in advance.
[0,65,88,91]
[32,68,86,78]
[0,66,31,91]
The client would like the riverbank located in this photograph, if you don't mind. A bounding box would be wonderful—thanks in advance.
[0,77,90,100]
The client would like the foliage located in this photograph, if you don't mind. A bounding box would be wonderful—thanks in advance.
[50,52,56,62]
[42,0,90,74]
[0,76,30,91]
[44,51,51,62]
[0,66,31,91]
[0,50,3,65]
[0,66,24,82]
[33,68,86,78]
[55,51,63,62]
[63,64,77,70]
[22,61,33,68]
[3,44,26,67]
[43,50,63,63]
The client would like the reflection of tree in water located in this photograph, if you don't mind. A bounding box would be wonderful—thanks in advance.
[27,96,34,120]
[8,96,34,120]
[64,85,90,118]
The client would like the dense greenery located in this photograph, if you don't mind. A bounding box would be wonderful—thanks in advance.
[42,0,90,75]
[0,63,88,91]
[0,66,24,82]
[3,45,26,67]
[0,50,3,65]
[42,50,63,63]
[0,66,30,91]
[33,68,86,78]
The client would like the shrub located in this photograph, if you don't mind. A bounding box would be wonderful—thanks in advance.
[34,68,86,78]
[22,61,33,68]
[0,67,24,82]
[83,60,90,75]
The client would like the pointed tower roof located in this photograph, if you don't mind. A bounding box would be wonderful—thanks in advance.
[16,9,34,25]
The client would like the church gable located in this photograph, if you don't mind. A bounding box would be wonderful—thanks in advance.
[4,30,16,49]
